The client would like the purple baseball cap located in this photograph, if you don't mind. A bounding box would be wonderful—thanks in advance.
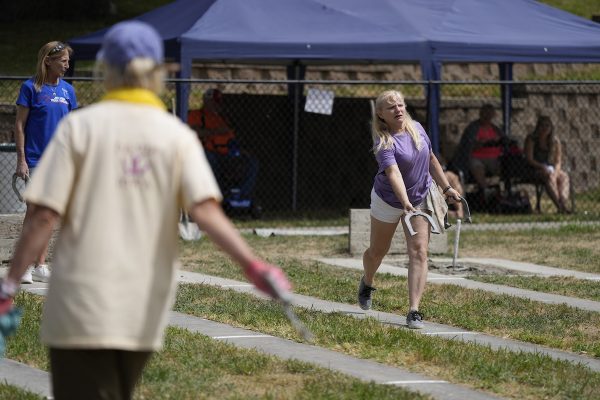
[97,21,163,67]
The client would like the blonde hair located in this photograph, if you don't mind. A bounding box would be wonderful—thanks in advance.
[371,90,421,153]
[96,58,165,94]
[34,41,73,92]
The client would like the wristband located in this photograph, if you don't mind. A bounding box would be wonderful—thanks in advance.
[442,185,452,194]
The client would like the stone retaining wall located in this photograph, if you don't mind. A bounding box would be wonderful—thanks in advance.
[1,63,598,193]
[191,62,598,82]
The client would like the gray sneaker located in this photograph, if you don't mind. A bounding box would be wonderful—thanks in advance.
[406,310,424,329]
[357,276,376,310]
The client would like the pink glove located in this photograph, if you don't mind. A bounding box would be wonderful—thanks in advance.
[0,278,18,315]
[0,298,13,315]
[243,260,292,300]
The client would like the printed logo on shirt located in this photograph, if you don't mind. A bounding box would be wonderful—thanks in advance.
[118,144,156,186]
[51,96,69,105]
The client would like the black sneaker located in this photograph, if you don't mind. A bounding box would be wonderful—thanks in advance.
[357,276,376,310]
[406,310,424,329]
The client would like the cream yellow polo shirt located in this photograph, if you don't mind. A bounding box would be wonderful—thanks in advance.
[24,89,221,351]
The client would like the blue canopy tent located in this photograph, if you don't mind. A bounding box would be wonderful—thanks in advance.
[69,0,600,153]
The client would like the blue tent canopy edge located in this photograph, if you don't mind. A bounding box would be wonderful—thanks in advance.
[68,0,600,154]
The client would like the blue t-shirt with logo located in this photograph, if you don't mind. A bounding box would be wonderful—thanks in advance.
[16,78,78,167]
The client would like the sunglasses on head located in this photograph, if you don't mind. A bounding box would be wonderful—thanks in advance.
[48,43,66,56]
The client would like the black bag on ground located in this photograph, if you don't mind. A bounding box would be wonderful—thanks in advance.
[496,190,532,214]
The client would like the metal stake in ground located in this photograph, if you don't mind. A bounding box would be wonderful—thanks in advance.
[451,218,463,269]
[449,197,472,271]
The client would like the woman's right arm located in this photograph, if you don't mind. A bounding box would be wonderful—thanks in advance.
[14,105,29,178]
[385,164,416,213]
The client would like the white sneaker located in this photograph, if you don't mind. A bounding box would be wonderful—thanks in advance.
[32,264,51,283]
[21,266,34,284]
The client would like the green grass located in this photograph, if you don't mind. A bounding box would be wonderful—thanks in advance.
[5,292,427,400]
[540,0,600,19]
[458,224,600,274]
[4,293,48,370]
[0,1,173,75]
[7,280,600,400]
[468,275,600,302]
[174,283,600,400]
[179,223,600,275]
[141,327,425,400]
[6,222,600,399]
[0,385,43,400]
[180,253,600,357]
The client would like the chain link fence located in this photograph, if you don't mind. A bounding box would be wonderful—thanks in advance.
[0,76,598,222]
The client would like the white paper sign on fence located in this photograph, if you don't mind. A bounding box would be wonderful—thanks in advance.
[304,88,334,115]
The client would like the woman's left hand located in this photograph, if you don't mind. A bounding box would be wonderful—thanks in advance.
[444,188,461,204]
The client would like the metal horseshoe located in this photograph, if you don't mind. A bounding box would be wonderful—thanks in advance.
[444,196,473,229]
[12,174,29,203]
[404,210,441,236]
[459,196,472,223]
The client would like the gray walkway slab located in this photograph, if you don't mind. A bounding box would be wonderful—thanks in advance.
[252,227,347,237]
[0,358,52,399]
[316,258,600,313]
[13,284,499,400]
[177,271,600,373]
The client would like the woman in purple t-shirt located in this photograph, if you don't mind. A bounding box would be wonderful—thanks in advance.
[357,90,461,329]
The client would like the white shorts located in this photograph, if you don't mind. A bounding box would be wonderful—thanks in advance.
[370,188,430,224]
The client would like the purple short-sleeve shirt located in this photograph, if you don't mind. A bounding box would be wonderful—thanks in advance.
[373,122,432,208]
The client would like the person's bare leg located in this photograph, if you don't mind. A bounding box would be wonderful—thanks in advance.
[556,171,570,211]
[544,174,563,212]
[36,242,49,265]
[363,216,398,286]
[401,216,430,311]
[22,204,49,266]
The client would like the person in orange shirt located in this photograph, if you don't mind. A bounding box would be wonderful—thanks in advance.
[188,89,258,199]
[188,89,235,155]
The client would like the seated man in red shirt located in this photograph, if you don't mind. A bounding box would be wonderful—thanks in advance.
[450,104,507,192]
[188,89,258,199]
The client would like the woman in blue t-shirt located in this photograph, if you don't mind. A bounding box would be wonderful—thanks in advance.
[14,41,78,284]
[357,90,460,329]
